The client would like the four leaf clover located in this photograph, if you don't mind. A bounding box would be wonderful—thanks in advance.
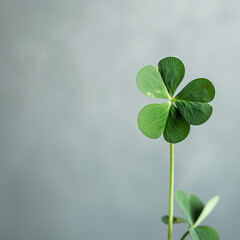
[137,57,215,143]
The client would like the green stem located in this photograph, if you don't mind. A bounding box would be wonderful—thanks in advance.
[180,231,189,240]
[168,143,174,240]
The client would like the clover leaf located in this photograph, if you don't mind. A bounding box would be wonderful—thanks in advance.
[137,57,215,143]
[189,226,220,240]
[173,190,220,240]
[175,190,220,227]
[161,191,220,239]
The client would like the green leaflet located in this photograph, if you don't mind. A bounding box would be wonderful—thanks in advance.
[189,226,220,240]
[137,103,170,139]
[136,65,170,99]
[163,105,190,143]
[158,57,185,97]
[175,190,205,225]
[175,78,215,103]
[189,195,205,224]
[175,190,193,224]
[161,215,189,225]
[193,196,220,227]
[175,101,213,125]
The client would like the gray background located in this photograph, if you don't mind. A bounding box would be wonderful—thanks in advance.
[0,0,239,239]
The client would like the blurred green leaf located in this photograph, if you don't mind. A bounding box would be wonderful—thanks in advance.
[193,196,220,227]
[175,78,215,103]
[175,101,213,125]
[176,190,220,228]
[189,226,220,240]
[176,191,205,225]
[137,103,170,139]
[161,215,189,225]
[158,57,185,97]
[175,190,193,224]
[136,65,170,99]
[189,195,205,223]
[163,105,190,143]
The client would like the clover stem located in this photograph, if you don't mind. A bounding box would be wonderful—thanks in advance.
[180,231,189,240]
[168,143,174,240]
